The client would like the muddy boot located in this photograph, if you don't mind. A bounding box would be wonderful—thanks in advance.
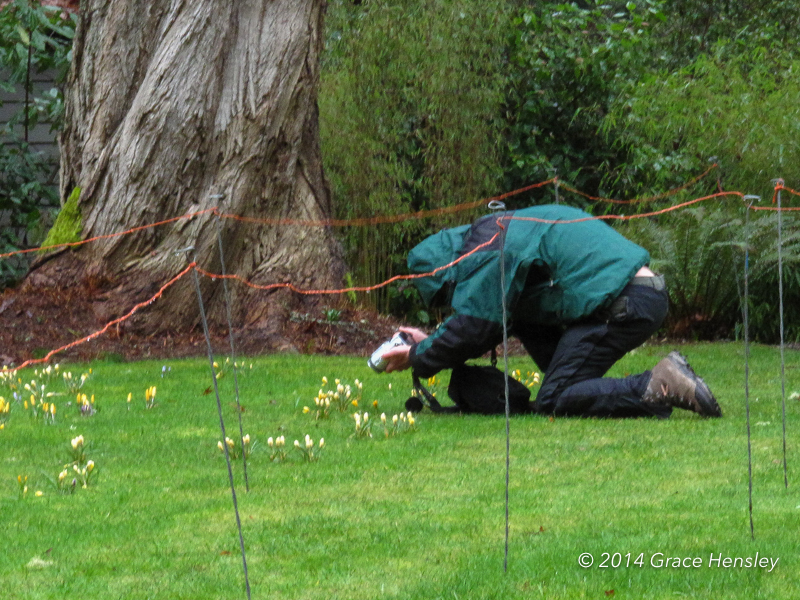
[643,351,722,417]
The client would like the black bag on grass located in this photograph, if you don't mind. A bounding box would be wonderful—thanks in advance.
[407,364,532,415]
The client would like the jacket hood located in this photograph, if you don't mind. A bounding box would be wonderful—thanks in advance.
[407,225,470,308]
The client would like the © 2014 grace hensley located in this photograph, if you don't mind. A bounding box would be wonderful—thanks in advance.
[585,551,780,572]
[651,552,780,572]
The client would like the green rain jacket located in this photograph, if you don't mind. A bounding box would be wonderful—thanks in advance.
[407,205,650,378]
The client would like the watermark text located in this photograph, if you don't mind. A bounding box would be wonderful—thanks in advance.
[577,552,779,572]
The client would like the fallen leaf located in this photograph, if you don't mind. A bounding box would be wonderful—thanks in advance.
[605,590,615,597]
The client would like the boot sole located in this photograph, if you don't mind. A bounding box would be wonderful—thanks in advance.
[668,352,722,417]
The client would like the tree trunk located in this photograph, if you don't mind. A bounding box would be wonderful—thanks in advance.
[29,0,345,344]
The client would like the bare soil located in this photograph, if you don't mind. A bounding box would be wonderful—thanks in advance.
[0,285,402,368]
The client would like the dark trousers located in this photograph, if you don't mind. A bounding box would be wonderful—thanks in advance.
[512,282,671,418]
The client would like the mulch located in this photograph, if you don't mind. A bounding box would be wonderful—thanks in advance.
[0,286,402,367]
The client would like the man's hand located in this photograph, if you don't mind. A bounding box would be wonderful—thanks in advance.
[382,345,411,373]
[398,326,428,344]
[382,327,428,373]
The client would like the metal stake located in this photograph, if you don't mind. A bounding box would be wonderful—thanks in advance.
[489,199,512,572]
[183,247,251,599]
[743,194,760,540]
[212,193,250,492]
[772,179,789,489]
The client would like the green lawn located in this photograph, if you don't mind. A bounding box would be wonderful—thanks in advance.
[1,342,798,599]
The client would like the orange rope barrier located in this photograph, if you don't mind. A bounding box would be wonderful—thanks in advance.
[3,180,783,369]
[193,191,743,299]
[0,167,731,262]
[194,233,501,295]
[505,191,745,225]
[765,182,800,207]
[216,180,557,229]
[557,163,719,205]
[11,263,195,373]
[0,208,218,260]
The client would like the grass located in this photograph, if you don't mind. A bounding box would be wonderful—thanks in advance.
[1,342,799,599]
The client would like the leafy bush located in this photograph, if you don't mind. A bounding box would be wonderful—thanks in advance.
[503,0,665,205]
[0,0,76,286]
[606,43,800,202]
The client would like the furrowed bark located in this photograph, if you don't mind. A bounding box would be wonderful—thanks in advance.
[30,0,344,340]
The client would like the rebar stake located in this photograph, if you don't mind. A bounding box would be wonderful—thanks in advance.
[212,193,250,492]
[772,179,789,489]
[743,194,760,541]
[185,248,251,600]
[489,199,512,573]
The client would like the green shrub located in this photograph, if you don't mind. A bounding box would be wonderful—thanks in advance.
[321,0,509,312]
[0,0,76,286]
[503,0,664,205]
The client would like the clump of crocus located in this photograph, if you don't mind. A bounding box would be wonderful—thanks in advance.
[0,396,10,426]
[267,435,288,462]
[77,393,95,417]
[34,364,60,385]
[294,434,324,462]
[512,369,541,389]
[62,370,91,395]
[70,435,86,465]
[22,379,57,422]
[17,474,28,498]
[305,391,332,420]
[217,434,253,460]
[353,411,373,438]
[65,435,97,490]
[316,376,363,413]
[145,386,157,409]
[382,411,418,437]
[56,467,75,494]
